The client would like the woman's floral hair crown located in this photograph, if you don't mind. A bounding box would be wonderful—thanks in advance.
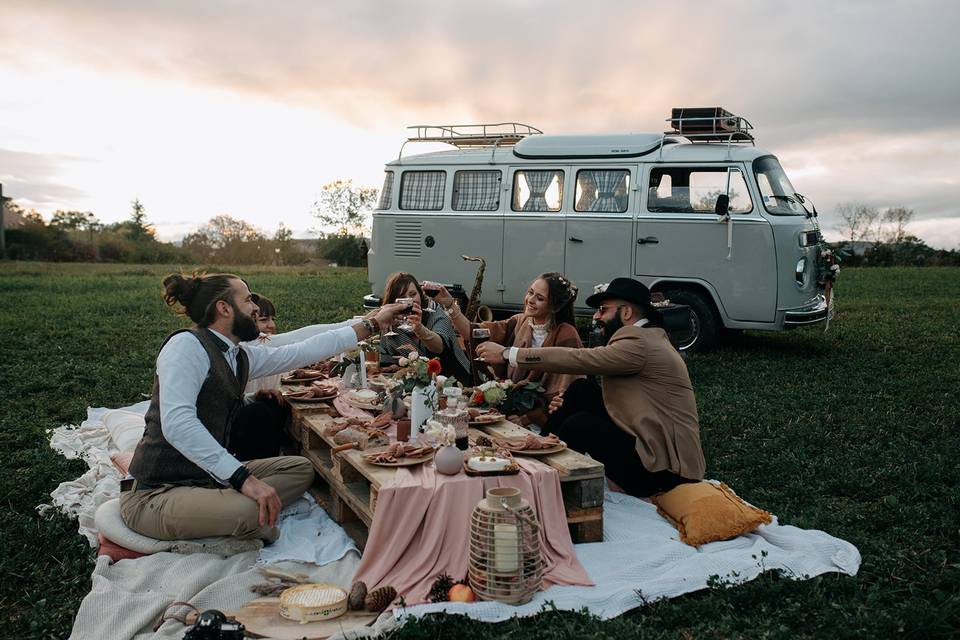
[549,274,579,308]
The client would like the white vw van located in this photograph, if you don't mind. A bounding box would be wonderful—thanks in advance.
[365,110,830,351]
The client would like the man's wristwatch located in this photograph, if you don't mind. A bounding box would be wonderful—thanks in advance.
[361,317,380,336]
[228,465,251,492]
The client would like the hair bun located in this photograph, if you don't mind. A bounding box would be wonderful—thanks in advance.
[162,273,200,309]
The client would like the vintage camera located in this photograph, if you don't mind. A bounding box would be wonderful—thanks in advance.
[182,610,245,640]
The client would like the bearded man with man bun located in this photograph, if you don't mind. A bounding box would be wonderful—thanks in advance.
[121,272,404,543]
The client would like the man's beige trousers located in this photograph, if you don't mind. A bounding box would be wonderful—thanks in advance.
[119,456,314,542]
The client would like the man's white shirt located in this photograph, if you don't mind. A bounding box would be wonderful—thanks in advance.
[156,325,357,484]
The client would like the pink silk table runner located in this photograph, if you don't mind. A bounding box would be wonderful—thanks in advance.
[352,457,593,605]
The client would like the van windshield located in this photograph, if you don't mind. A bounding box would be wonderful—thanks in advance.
[754,156,805,216]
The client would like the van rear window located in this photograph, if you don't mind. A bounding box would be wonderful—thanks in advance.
[377,171,394,210]
[453,170,501,211]
[400,171,446,210]
[647,167,752,214]
[513,170,564,212]
[575,169,630,213]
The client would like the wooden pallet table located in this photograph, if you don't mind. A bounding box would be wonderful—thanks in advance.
[295,408,605,550]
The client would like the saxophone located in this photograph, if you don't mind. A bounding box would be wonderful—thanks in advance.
[461,255,493,322]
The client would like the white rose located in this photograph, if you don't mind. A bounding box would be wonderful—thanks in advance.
[407,350,419,361]
[398,356,409,367]
[479,380,498,391]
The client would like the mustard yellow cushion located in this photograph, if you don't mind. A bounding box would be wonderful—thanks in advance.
[652,481,772,547]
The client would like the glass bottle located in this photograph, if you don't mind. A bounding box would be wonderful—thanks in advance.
[439,387,470,450]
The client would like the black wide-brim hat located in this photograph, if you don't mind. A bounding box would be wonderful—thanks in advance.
[585,277,662,323]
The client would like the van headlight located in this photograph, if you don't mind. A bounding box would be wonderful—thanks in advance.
[795,257,807,287]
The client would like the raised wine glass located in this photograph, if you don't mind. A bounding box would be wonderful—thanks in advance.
[396,297,416,333]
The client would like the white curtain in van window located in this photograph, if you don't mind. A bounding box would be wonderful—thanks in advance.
[577,170,628,213]
[453,170,501,211]
[400,171,446,210]
[521,170,559,212]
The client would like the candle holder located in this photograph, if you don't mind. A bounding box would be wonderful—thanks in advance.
[468,487,544,604]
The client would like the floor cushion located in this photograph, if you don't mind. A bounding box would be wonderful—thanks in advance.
[652,481,772,547]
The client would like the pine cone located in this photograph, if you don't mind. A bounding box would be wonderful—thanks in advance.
[428,573,454,603]
[365,585,397,612]
[348,581,367,611]
[475,435,492,448]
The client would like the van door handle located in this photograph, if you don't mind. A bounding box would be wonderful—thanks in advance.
[568,236,583,243]
[637,236,659,245]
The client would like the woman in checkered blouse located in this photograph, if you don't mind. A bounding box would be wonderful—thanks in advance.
[378,272,472,384]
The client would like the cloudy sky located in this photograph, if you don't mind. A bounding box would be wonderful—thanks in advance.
[2,0,958,247]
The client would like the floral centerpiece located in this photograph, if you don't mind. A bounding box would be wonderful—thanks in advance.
[422,419,456,447]
[499,381,546,417]
[390,351,442,434]
[469,380,513,409]
[392,351,442,397]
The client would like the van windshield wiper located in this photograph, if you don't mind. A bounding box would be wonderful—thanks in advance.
[793,192,816,217]
[769,194,797,203]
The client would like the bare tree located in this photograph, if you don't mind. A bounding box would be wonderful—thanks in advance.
[882,207,914,243]
[836,202,879,245]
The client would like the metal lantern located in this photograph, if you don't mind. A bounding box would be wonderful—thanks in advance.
[468,487,544,604]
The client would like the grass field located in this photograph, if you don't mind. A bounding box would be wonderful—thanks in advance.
[1,263,958,639]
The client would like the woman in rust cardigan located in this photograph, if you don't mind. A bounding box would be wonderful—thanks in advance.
[482,272,583,427]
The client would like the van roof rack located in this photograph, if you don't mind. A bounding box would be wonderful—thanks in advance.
[399,123,543,161]
[407,123,542,147]
[664,107,755,144]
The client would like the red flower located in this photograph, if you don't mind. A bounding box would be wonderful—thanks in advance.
[472,391,485,404]
[426,358,442,376]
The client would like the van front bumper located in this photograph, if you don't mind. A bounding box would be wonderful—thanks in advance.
[783,294,830,327]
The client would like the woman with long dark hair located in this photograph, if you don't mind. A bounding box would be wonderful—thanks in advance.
[379,272,472,383]
[480,272,583,427]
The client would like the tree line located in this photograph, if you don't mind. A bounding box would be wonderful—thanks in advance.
[1,180,376,266]
[832,203,959,267]
[3,186,957,267]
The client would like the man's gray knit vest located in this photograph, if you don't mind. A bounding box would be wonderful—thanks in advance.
[128,327,250,487]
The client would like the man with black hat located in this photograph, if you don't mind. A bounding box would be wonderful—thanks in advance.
[477,277,705,497]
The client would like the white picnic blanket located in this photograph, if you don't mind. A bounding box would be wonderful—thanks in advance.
[399,489,861,622]
[53,404,861,638]
[68,551,397,640]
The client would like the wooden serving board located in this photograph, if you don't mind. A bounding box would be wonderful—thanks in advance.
[186,598,377,640]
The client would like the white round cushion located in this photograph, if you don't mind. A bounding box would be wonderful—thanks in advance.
[95,498,173,554]
[95,498,240,555]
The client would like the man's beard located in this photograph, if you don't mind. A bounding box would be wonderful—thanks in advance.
[231,302,261,342]
[587,314,625,348]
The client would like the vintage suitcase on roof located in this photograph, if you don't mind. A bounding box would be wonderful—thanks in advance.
[669,107,738,135]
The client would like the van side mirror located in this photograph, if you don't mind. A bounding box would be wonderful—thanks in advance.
[715,194,730,216]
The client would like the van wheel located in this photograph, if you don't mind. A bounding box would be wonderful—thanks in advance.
[661,289,720,353]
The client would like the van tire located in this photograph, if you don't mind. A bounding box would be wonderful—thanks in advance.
[661,288,720,353]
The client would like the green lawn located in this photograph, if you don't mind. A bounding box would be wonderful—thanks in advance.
[1,263,957,639]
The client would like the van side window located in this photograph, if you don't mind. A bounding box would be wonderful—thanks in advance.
[575,169,630,213]
[512,170,564,212]
[453,170,501,211]
[648,167,752,214]
[377,171,394,210]
[400,170,446,210]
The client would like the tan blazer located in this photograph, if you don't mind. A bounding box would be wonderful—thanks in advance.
[515,325,705,480]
